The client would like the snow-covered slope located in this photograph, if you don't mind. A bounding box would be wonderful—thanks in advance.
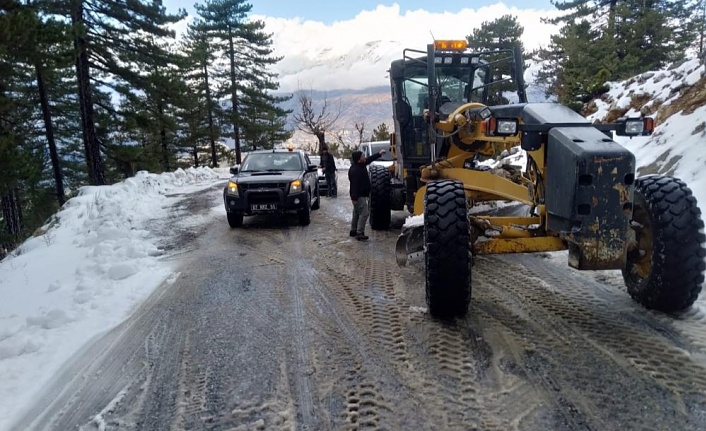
[587,59,706,209]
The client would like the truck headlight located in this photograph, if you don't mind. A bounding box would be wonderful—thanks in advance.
[226,181,239,196]
[290,179,302,193]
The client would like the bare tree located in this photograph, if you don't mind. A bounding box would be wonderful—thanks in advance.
[329,129,355,159]
[292,90,341,154]
[300,141,317,154]
[354,120,365,144]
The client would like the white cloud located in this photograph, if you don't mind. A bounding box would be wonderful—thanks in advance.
[253,3,561,92]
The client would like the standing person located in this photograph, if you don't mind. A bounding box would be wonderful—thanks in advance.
[321,148,337,197]
[348,148,385,241]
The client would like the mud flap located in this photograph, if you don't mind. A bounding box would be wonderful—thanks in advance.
[395,225,425,267]
[545,127,635,270]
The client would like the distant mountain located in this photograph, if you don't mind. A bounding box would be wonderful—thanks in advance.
[279,60,552,150]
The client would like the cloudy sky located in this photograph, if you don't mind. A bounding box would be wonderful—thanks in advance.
[164,0,556,23]
[163,1,561,92]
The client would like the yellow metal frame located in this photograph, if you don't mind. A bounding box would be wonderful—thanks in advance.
[409,103,567,255]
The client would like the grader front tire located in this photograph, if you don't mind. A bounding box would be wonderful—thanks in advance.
[622,175,706,313]
[424,180,472,319]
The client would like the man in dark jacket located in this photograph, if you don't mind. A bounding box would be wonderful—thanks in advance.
[348,148,385,241]
[321,148,337,197]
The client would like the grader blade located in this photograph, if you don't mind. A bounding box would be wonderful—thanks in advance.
[395,225,425,267]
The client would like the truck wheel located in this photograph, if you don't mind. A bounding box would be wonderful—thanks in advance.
[369,164,391,230]
[227,211,243,228]
[312,185,320,210]
[298,192,311,226]
[424,180,471,319]
[622,175,706,312]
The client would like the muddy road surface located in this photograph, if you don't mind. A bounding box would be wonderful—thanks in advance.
[12,178,706,431]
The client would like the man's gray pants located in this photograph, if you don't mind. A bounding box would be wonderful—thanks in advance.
[351,197,370,235]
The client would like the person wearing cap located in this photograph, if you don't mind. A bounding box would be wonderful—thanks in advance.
[321,148,337,197]
[348,148,385,241]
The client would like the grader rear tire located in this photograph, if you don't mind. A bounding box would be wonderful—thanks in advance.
[424,180,472,319]
[622,175,706,313]
[369,164,391,230]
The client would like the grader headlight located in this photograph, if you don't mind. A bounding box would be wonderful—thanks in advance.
[625,120,644,134]
[616,116,655,136]
[497,120,518,135]
[484,118,519,136]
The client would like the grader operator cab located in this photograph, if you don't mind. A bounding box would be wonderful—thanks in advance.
[373,40,705,319]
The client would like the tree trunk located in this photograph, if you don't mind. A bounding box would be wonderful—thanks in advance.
[71,0,105,185]
[203,62,218,166]
[158,101,169,171]
[228,26,241,165]
[699,0,706,57]
[1,188,23,240]
[36,62,66,206]
[193,147,199,168]
[316,131,326,154]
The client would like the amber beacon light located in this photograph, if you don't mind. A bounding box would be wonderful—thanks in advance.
[433,40,468,51]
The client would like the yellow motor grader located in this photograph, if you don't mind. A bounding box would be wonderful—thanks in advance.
[369,40,705,319]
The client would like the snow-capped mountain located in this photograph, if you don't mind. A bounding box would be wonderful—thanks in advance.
[278,41,552,149]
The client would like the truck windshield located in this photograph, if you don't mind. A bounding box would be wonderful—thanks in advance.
[403,67,486,114]
[369,142,394,161]
[241,153,302,172]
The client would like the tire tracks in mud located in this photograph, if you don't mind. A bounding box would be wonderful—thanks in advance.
[305,206,706,430]
[471,254,706,430]
[306,219,556,430]
[307,226,487,430]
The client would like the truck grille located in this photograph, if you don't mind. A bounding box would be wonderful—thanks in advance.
[239,182,287,191]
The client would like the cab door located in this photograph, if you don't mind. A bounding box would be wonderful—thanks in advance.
[303,154,317,195]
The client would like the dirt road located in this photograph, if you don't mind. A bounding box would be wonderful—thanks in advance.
[13,176,706,431]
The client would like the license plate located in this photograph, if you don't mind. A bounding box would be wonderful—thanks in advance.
[251,203,277,211]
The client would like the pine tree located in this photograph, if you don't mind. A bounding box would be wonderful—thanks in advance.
[240,97,292,150]
[0,2,46,253]
[179,22,223,166]
[535,20,612,108]
[40,0,185,184]
[371,123,390,141]
[109,35,187,175]
[31,15,74,206]
[540,0,701,107]
[466,15,526,104]
[196,0,290,164]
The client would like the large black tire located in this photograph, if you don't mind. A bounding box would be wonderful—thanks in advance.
[622,175,706,313]
[298,191,311,226]
[369,164,391,230]
[424,180,472,319]
[227,211,243,228]
[312,185,320,210]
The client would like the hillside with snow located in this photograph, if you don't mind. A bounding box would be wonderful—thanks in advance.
[586,58,706,209]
